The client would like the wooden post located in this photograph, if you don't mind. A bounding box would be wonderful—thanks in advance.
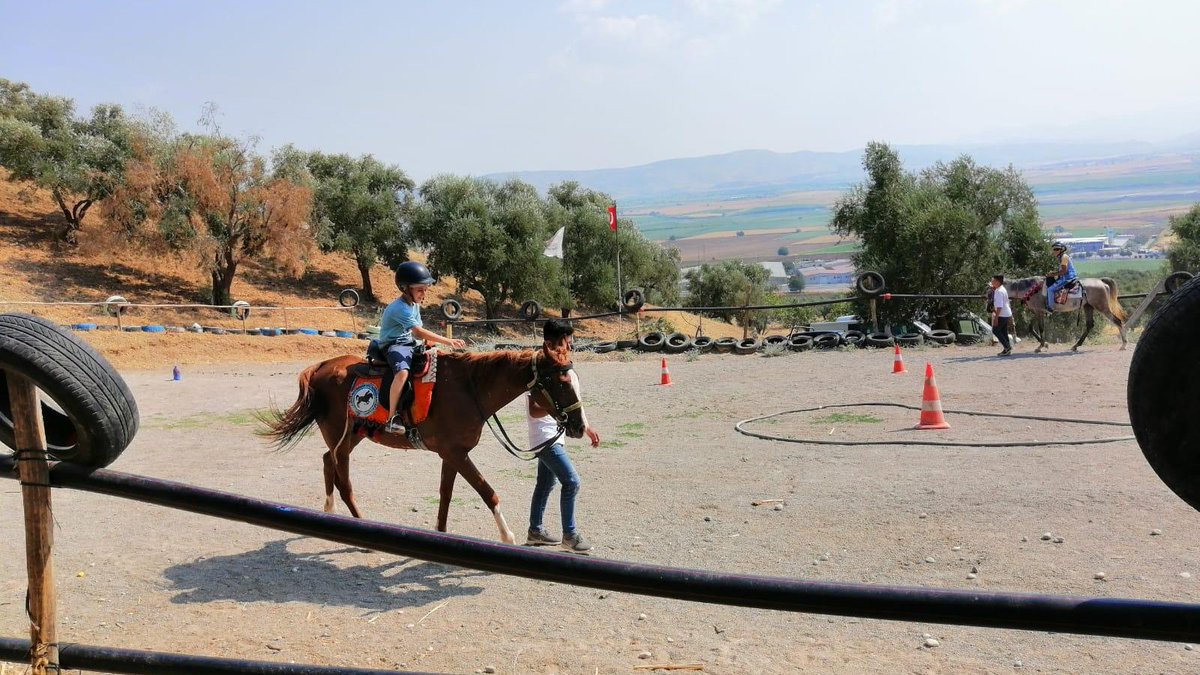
[6,371,59,674]
[445,322,453,340]
[870,298,879,333]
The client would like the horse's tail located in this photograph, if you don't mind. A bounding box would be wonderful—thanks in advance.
[1100,277,1127,323]
[256,363,324,453]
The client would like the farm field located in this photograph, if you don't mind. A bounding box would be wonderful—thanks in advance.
[1075,259,1170,275]
[3,345,1197,674]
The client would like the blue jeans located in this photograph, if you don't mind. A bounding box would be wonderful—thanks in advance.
[529,443,581,536]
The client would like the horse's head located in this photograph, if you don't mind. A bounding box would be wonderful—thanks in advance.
[531,340,586,439]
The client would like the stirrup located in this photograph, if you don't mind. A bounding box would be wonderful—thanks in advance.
[385,416,406,434]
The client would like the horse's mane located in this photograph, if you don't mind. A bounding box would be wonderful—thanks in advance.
[1005,276,1042,293]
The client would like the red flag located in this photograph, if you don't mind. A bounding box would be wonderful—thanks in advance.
[607,205,617,231]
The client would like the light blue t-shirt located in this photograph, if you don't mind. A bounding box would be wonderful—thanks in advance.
[379,298,422,345]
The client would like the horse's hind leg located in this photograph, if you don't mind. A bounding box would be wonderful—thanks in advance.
[1072,305,1094,352]
[447,454,516,544]
[436,460,457,533]
[319,419,364,518]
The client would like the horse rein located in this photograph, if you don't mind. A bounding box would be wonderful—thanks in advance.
[475,351,584,461]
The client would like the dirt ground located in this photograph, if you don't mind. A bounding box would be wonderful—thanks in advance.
[3,342,1199,675]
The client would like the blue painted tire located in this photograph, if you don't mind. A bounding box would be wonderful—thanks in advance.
[73,323,98,331]
[334,330,355,338]
[299,328,319,335]
[141,325,166,333]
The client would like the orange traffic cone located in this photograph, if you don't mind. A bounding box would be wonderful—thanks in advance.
[915,363,950,430]
[659,357,673,386]
[892,344,907,374]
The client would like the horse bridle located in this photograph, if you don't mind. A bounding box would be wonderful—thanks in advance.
[478,351,585,461]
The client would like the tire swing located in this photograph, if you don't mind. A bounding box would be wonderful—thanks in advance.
[1128,275,1200,513]
[0,313,139,468]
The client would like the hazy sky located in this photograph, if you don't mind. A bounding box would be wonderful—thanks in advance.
[5,0,1199,179]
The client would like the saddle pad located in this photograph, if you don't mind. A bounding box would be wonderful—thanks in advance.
[346,349,439,431]
[411,348,438,425]
[347,376,389,426]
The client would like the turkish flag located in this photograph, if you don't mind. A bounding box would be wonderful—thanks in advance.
[607,205,617,231]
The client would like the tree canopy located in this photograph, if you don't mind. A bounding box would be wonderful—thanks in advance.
[303,149,414,301]
[1166,204,1200,273]
[0,78,134,244]
[831,142,1052,327]
[684,260,774,327]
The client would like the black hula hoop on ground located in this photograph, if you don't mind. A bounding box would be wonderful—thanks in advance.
[735,402,1134,448]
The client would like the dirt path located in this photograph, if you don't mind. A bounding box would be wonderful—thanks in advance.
[2,344,1198,674]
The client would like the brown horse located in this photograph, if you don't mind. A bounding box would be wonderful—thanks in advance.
[1004,276,1128,353]
[260,343,586,543]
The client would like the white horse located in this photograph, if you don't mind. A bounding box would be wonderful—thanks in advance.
[1004,276,1127,353]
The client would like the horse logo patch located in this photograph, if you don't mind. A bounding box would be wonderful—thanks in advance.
[349,382,381,418]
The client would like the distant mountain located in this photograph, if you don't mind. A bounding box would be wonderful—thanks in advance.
[486,138,1197,203]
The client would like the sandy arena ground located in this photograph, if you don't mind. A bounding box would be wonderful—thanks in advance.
[2,343,1199,674]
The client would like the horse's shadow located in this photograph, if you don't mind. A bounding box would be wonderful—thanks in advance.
[162,537,488,612]
[944,351,1084,365]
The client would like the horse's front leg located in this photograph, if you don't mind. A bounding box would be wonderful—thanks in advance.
[436,460,457,533]
[447,453,517,544]
[1033,312,1047,353]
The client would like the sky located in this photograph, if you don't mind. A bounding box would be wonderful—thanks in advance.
[4,0,1200,180]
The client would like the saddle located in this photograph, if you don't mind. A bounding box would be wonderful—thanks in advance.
[1044,277,1083,306]
[347,341,437,439]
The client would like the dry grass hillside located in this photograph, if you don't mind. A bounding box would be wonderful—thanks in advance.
[0,172,744,369]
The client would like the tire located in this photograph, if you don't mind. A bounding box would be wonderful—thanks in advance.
[663,332,693,354]
[734,338,760,355]
[205,327,227,335]
[844,330,866,348]
[866,332,893,348]
[637,332,665,352]
[897,334,923,348]
[122,326,141,333]
[713,337,738,354]
[1164,271,1194,294]
[230,300,251,321]
[0,313,139,468]
[593,341,618,354]
[691,336,714,353]
[616,338,638,351]
[520,300,542,322]
[787,335,813,352]
[103,295,130,317]
[855,271,886,297]
[334,330,355,338]
[246,329,261,336]
[623,289,645,313]
[1129,275,1200,513]
[929,329,956,345]
[763,335,789,348]
[73,323,98,331]
[956,333,982,345]
[338,289,360,308]
[813,333,841,350]
[142,325,166,333]
[298,328,319,335]
[441,299,463,320]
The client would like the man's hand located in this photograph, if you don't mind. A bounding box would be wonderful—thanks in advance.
[585,426,601,448]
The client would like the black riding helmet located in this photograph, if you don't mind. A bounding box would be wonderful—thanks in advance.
[394,261,435,289]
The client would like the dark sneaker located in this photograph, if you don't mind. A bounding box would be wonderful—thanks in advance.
[561,532,592,553]
[998,349,1011,356]
[384,416,406,434]
[525,527,561,546]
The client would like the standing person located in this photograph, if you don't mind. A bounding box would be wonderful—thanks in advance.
[525,319,602,553]
[380,261,466,434]
[991,274,1014,356]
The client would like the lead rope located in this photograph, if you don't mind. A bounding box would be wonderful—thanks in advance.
[469,351,569,461]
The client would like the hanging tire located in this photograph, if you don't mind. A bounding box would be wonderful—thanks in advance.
[637,332,665,352]
[338,289,360,308]
[692,336,714,352]
[230,300,251,321]
[713,337,738,354]
[788,335,813,352]
[813,333,841,350]
[441,299,463,320]
[1164,271,1194,294]
[593,341,618,354]
[897,334,923,347]
[623,289,645,313]
[734,338,760,355]
[844,330,866,348]
[0,313,139,468]
[520,300,542,322]
[663,332,693,354]
[103,295,130,317]
[929,329,956,345]
[1129,275,1200,513]
[866,332,893,348]
[855,271,886,297]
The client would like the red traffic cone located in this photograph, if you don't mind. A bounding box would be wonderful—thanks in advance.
[915,363,950,430]
[892,344,907,374]
[659,357,672,386]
